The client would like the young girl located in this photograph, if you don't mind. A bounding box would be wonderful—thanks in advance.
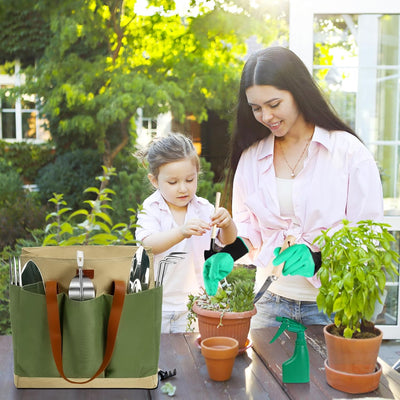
[135,133,237,333]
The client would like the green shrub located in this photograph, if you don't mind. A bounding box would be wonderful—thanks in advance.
[0,195,47,249]
[0,140,55,183]
[109,160,152,224]
[0,259,11,335]
[197,158,224,203]
[36,149,102,209]
[0,160,24,206]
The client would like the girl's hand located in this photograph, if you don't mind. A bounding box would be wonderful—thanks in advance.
[210,207,233,229]
[180,219,210,238]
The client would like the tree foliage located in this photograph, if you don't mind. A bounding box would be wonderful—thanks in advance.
[0,0,288,166]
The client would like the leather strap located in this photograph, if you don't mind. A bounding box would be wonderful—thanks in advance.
[45,280,126,384]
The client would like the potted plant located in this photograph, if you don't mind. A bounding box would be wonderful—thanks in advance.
[187,265,257,350]
[314,219,399,394]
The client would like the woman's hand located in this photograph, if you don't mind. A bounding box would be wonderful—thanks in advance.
[272,244,316,277]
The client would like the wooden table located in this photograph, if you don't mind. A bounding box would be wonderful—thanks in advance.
[1,327,399,399]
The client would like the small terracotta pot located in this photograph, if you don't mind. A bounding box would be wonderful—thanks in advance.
[323,324,383,374]
[192,302,256,349]
[324,359,382,394]
[201,336,239,381]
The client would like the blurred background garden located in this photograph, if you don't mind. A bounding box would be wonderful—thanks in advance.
[1,0,399,338]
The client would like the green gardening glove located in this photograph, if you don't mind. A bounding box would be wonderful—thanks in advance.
[203,252,234,296]
[272,244,315,277]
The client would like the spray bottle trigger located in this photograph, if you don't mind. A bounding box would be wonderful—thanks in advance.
[269,322,287,344]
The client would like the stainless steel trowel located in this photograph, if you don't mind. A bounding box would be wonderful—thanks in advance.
[68,250,95,300]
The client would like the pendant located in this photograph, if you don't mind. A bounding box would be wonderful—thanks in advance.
[291,172,295,178]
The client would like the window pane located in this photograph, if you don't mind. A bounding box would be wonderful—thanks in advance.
[22,111,37,139]
[375,145,397,199]
[376,67,399,142]
[1,112,16,139]
[313,13,400,201]
[21,95,36,110]
[313,15,358,130]
[0,90,15,109]
[375,230,400,326]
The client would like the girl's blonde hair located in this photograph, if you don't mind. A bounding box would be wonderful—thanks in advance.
[139,133,200,178]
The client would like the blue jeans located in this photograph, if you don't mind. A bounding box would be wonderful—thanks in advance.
[161,310,199,333]
[251,291,332,329]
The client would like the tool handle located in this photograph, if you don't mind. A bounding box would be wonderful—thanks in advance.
[210,192,221,240]
[270,235,296,278]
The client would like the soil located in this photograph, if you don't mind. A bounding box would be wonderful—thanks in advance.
[327,320,378,339]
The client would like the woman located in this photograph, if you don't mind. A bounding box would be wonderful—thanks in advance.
[228,46,383,328]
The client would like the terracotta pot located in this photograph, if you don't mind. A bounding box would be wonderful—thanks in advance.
[324,359,382,394]
[192,302,256,349]
[323,324,383,374]
[201,336,239,381]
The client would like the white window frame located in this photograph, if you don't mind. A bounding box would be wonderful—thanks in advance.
[289,0,400,339]
[0,60,43,142]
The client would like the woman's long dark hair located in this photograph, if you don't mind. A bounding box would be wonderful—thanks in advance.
[227,46,358,186]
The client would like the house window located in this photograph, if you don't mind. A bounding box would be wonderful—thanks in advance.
[0,86,16,139]
[313,13,400,203]
[141,117,158,139]
[289,0,400,339]
[0,61,48,142]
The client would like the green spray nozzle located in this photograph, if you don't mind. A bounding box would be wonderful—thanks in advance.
[270,316,306,344]
[269,317,309,383]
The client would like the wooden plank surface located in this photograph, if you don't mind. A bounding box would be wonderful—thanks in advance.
[0,335,150,400]
[250,326,398,400]
[3,329,398,400]
[151,332,290,400]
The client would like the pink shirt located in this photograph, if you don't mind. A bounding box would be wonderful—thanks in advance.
[135,190,215,311]
[233,126,384,271]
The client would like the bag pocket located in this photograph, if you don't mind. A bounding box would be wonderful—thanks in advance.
[61,293,111,378]
[10,285,59,377]
[106,286,162,378]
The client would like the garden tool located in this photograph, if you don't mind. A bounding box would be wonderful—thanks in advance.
[9,257,20,287]
[10,257,22,287]
[158,368,177,381]
[156,252,186,287]
[204,192,221,260]
[128,246,150,293]
[254,235,295,302]
[68,250,95,301]
[21,260,44,287]
[270,316,309,383]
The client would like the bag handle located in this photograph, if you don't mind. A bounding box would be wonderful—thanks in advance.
[45,280,126,384]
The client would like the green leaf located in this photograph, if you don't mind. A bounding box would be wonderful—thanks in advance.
[333,297,344,312]
[69,209,89,218]
[93,212,113,225]
[343,327,354,339]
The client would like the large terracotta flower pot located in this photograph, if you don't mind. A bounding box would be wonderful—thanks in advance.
[201,336,239,381]
[323,323,383,394]
[192,302,256,349]
[323,324,383,374]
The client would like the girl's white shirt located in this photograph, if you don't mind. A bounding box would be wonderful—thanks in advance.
[135,190,216,311]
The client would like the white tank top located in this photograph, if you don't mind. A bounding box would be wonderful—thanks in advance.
[269,177,319,301]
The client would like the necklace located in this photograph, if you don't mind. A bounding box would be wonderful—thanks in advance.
[278,138,311,178]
